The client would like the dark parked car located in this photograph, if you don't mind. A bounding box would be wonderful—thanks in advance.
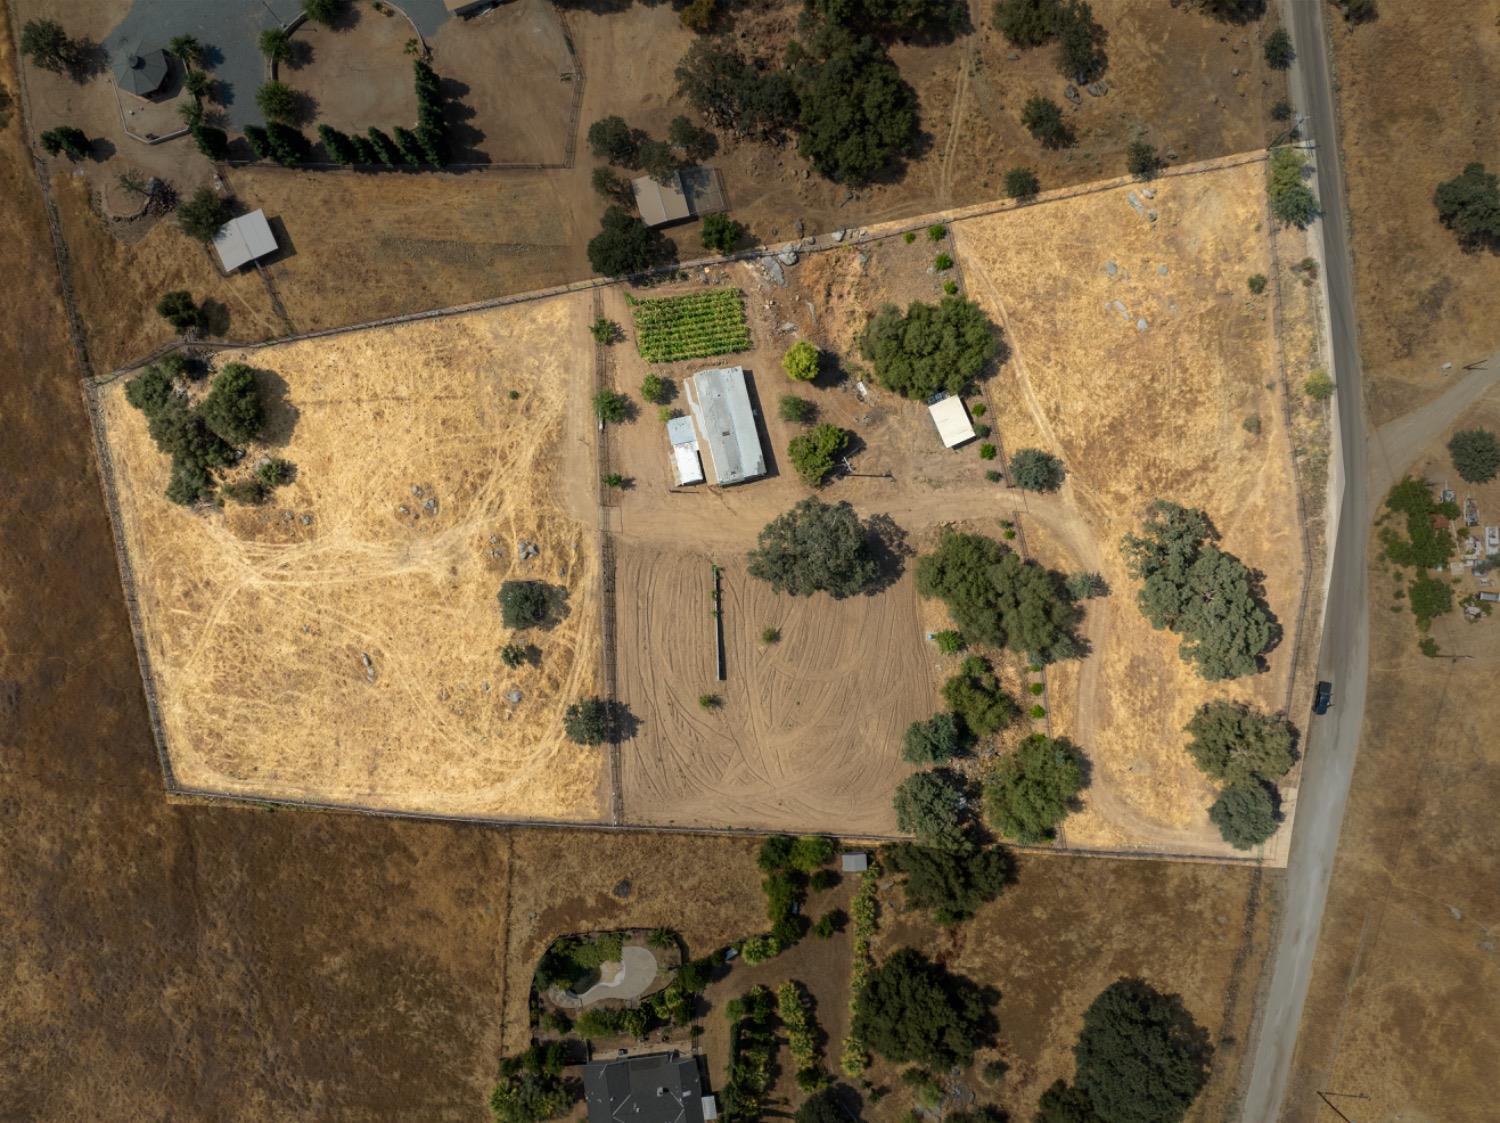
[1313,680,1333,715]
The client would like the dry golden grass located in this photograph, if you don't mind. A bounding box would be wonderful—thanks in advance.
[97,294,608,817]
[953,159,1308,857]
[1330,1,1500,425]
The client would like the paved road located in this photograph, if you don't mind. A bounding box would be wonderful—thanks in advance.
[1239,2,1371,1118]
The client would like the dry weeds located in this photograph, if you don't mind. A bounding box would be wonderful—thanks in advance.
[953,159,1310,857]
[96,294,607,817]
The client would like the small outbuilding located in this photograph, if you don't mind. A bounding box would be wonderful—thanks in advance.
[632,167,727,229]
[445,0,498,15]
[841,851,869,873]
[584,1053,710,1123]
[113,46,171,99]
[666,414,705,486]
[686,366,765,487]
[213,209,279,272]
[927,393,976,449]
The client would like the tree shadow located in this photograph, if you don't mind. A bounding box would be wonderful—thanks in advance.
[328,2,364,30]
[440,77,487,162]
[605,699,640,743]
[198,297,231,338]
[862,511,912,597]
[87,137,117,162]
[65,40,110,83]
[283,40,315,71]
[1197,0,1267,23]
[262,214,298,266]
[255,368,301,448]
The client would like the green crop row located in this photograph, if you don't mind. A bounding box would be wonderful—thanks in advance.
[632,288,750,363]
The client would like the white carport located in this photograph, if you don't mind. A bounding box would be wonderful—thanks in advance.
[928,393,975,448]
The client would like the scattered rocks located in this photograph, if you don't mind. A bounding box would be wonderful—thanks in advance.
[1104,261,1119,277]
[516,540,541,560]
[1085,80,1109,97]
[424,497,438,514]
[1158,264,1169,276]
[1127,191,1146,214]
[1148,211,1159,223]
[778,321,797,334]
[557,564,568,579]
[831,229,845,243]
[1109,300,1129,321]
[777,249,799,266]
[361,652,376,684]
[1136,317,1149,333]
[856,251,870,268]
[1006,51,1020,61]
[1142,188,1156,200]
[763,258,786,286]
[411,485,423,498]
[398,504,410,516]
[612,879,632,899]
[1063,84,1080,103]
[506,688,523,704]
[301,514,313,526]
[1449,905,1463,920]
[489,534,499,544]
[481,681,491,692]
[794,218,804,237]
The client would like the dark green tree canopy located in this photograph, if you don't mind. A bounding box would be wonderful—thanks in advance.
[124,365,175,415]
[806,0,969,41]
[901,712,964,764]
[851,948,993,1070]
[155,290,201,333]
[984,733,1085,844]
[563,697,622,746]
[1053,0,1105,84]
[499,580,553,628]
[1120,501,1273,681]
[893,768,970,850]
[1021,96,1073,148]
[1036,1079,1103,1122]
[787,422,849,486]
[675,40,799,141]
[1009,448,1066,492]
[1208,781,1278,850]
[747,498,881,598]
[1126,139,1158,179]
[199,363,264,446]
[587,206,673,277]
[993,0,1062,47]
[793,31,918,185]
[858,296,999,400]
[1183,701,1296,785]
[882,842,1015,925]
[1072,978,1210,1123]
[1434,163,1500,251]
[1263,27,1293,69]
[916,531,1082,662]
[1005,166,1041,200]
[1447,428,1500,483]
[942,656,1018,739]
[1268,147,1318,228]
[20,19,75,72]
[700,211,743,253]
[795,1087,846,1123]
[1380,477,1456,570]
[177,187,230,242]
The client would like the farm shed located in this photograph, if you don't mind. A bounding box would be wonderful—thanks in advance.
[686,366,765,486]
[927,393,976,448]
[213,210,279,272]
[841,851,869,873]
[584,1053,710,1123]
[666,414,705,486]
[113,45,170,98]
[632,167,727,228]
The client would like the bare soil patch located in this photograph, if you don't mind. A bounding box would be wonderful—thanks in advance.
[429,0,577,165]
[96,294,607,817]
[1330,1,1500,425]
[952,159,1312,857]
[286,6,418,135]
[1286,392,1500,1121]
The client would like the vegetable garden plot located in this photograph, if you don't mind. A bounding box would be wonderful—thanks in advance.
[631,288,751,363]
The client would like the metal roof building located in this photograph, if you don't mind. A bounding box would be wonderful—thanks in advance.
[632,167,727,229]
[113,45,170,98]
[666,414,705,486]
[213,209,278,272]
[841,851,869,873]
[686,366,765,487]
[584,1053,713,1123]
[927,393,976,449]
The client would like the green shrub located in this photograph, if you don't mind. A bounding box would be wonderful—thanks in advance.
[1126,140,1158,179]
[592,389,630,423]
[1447,428,1500,483]
[1008,447,1064,491]
[701,211,744,253]
[904,231,917,244]
[1304,370,1334,400]
[1434,163,1500,251]
[850,948,991,1070]
[255,458,294,488]
[779,394,816,424]
[782,340,821,382]
[177,187,230,242]
[641,373,669,404]
[1243,414,1262,434]
[882,842,1013,925]
[984,733,1082,843]
[1247,273,1268,294]
[1209,781,1278,849]
[563,697,614,745]
[787,423,849,487]
[927,224,947,241]
[155,290,201,333]
[1268,146,1318,227]
[902,712,964,765]
[1021,96,1073,148]
[1264,27,1293,69]
[859,296,998,400]
[1005,166,1040,200]
[933,630,964,654]
[761,626,781,644]
[942,657,1017,739]
[499,581,552,628]
[199,363,263,446]
[978,443,997,460]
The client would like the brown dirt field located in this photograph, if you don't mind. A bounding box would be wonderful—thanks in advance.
[286,5,418,134]
[1329,2,1500,426]
[873,855,1273,1123]
[52,171,284,368]
[615,549,933,834]
[20,0,1294,365]
[1285,394,1500,1122]
[229,163,589,334]
[953,159,1311,857]
[430,0,577,165]
[96,294,607,817]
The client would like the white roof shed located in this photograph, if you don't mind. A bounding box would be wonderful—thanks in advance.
[667,414,705,486]
[213,209,278,272]
[686,366,765,486]
[928,394,976,449]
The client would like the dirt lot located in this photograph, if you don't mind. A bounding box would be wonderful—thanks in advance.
[16,0,1292,367]
[95,294,607,817]
[952,158,1314,858]
[1329,2,1500,426]
[1285,394,1500,1122]
[286,4,418,135]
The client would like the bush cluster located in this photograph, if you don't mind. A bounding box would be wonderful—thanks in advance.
[777,981,826,1092]
[747,498,880,599]
[723,985,778,1122]
[840,863,881,1077]
[983,733,1085,844]
[859,296,999,400]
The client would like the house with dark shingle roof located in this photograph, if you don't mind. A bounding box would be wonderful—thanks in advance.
[583,1052,715,1123]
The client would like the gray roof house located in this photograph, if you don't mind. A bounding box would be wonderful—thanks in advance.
[213,209,279,272]
[584,1053,715,1123]
[632,167,727,228]
[686,366,765,486]
[114,46,171,98]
